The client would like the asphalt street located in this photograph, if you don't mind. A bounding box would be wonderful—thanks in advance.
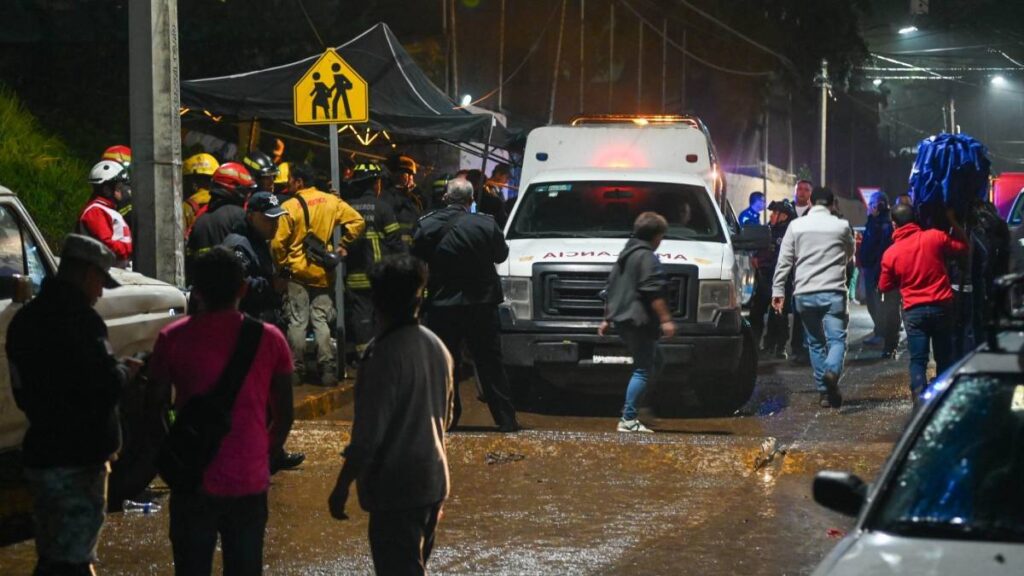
[0,306,918,575]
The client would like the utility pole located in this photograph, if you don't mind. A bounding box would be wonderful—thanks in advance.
[451,0,459,99]
[548,0,567,125]
[442,0,449,97]
[498,0,506,110]
[608,2,614,110]
[637,20,643,110]
[817,58,830,187]
[948,95,957,133]
[579,0,585,113]
[762,107,769,222]
[661,19,667,113]
[129,0,183,286]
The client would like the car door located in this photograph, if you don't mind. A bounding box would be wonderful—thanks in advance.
[0,202,53,452]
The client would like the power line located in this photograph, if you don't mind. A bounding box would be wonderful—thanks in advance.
[674,0,798,76]
[294,0,325,49]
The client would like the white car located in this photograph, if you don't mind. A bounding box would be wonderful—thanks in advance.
[812,306,1024,575]
[0,185,186,531]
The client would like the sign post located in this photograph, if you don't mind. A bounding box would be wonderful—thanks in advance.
[293,48,369,380]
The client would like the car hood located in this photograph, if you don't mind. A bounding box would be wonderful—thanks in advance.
[814,532,1024,575]
[94,267,187,320]
[501,237,729,279]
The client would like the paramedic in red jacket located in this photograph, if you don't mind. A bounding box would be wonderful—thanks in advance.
[879,203,968,401]
[78,160,133,268]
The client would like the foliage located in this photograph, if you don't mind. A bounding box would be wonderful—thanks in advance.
[0,85,90,248]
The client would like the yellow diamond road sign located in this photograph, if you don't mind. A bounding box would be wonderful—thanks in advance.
[293,48,368,125]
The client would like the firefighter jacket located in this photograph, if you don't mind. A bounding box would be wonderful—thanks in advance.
[346,189,405,290]
[183,187,212,237]
[272,187,365,289]
[77,195,132,265]
[383,185,428,246]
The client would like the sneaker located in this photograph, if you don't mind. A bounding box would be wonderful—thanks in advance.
[823,371,843,408]
[618,419,654,433]
[819,393,831,408]
[774,348,788,360]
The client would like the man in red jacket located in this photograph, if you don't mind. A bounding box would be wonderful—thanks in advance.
[879,203,968,400]
[78,160,133,268]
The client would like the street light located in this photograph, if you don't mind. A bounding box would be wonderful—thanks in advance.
[991,75,1007,87]
[872,78,883,87]
[898,25,918,35]
[460,94,473,106]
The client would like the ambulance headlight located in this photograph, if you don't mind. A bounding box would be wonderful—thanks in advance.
[697,280,737,323]
[500,277,532,321]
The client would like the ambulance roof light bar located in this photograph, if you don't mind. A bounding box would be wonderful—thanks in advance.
[569,114,701,129]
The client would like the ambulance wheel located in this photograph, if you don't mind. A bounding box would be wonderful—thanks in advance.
[694,324,758,415]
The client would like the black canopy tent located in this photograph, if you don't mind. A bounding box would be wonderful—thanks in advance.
[180,23,509,150]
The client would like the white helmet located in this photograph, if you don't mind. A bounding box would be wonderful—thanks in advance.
[88,160,129,186]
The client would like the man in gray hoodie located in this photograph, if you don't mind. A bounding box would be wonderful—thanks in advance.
[599,212,675,433]
[772,187,854,408]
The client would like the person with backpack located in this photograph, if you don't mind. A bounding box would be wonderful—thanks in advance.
[598,212,675,433]
[149,247,295,576]
[271,163,364,386]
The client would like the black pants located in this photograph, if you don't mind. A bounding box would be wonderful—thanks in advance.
[426,304,518,429]
[368,503,442,576]
[347,288,376,356]
[748,269,773,348]
[169,491,267,576]
[791,306,806,356]
[881,290,902,352]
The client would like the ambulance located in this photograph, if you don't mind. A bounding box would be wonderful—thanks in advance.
[499,115,769,414]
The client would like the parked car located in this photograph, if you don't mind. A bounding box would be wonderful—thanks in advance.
[0,184,186,542]
[811,274,1024,575]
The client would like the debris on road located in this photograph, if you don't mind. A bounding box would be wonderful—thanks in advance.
[485,451,526,465]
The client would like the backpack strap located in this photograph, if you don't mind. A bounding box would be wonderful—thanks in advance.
[293,193,312,230]
[210,315,264,409]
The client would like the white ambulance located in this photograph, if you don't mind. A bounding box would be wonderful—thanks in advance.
[499,115,769,414]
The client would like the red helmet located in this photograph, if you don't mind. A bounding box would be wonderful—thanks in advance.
[101,145,132,167]
[211,162,257,194]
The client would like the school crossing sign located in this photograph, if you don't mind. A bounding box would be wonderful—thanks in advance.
[293,48,368,125]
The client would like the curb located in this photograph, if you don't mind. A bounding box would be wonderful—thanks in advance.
[293,380,355,420]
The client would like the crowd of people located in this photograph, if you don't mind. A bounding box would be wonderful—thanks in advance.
[9,143,521,575]
[740,179,1009,410]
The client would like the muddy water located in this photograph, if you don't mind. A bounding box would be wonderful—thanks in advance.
[0,310,914,574]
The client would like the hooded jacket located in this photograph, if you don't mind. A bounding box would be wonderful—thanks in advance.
[879,223,968,310]
[604,238,668,330]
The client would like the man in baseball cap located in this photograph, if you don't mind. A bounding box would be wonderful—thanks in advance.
[7,234,142,575]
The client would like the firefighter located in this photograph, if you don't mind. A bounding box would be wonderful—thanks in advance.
[273,162,292,201]
[186,162,257,280]
[345,163,405,358]
[384,154,428,245]
[181,152,219,239]
[243,149,280,194]
[100,145,135,251]
[78,160,133,268]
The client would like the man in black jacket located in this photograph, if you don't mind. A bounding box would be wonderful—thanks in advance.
[412,178,520,432]
[186,162,257,282]
[599,213,674,433]
[7,234,142,575]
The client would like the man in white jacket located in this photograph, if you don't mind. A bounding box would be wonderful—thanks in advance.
[772,187,854,408]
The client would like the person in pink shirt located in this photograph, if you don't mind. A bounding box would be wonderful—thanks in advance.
[149,246,294,576]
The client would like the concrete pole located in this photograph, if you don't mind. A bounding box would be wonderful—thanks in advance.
[819,59,829,187]
[637,21,643,110]
[579,0,585,113]
[451,0,459,99]
[442,0,450,97]
[949,95,957,133]
[680,30,687,112]
[129,0,183,286]
[762,107,769,223]
[661,19,667,113]
[608,3,614,111]
[329,125,345,379]
[499,0,506,110]
[548,0,567,125]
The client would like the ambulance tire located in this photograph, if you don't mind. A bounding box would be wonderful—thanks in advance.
[108,368,171,511]
[694,324,758,416]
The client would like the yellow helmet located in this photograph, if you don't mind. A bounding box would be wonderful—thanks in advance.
[182,153,219,177]
[274,162,291,185]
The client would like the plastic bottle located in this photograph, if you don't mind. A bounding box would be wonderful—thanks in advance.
[122,499,162,514]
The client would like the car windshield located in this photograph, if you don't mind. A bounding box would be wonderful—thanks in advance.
[508,181,725,242]
[872,374,1024,543]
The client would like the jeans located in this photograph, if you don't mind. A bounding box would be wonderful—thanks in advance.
[368,502,443,576]
[903,304,954,395]
[285,281,336,377]
[795,291,849,392]
[618,324,664,420]
[169,491,268,576]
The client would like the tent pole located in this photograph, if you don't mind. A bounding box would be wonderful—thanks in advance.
[451,0,459,99]
[498,0,506,110]
[329,124,346,380]
[579,0,585,114]
[442,0,450,97]
[480,115,495,178]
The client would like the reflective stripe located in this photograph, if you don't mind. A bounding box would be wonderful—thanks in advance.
[346,272,371,289]
[371,237,382,262]
[384,223,401,234]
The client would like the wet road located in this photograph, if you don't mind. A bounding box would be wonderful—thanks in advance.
[0,307,916,574]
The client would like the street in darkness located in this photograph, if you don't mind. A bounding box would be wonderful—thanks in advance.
[0,308,913,575]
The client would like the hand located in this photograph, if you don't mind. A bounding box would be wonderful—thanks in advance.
[772,297,785,313]
[335,246,348,259]
[660,320,676,339]
[945,207,959,226]
[328,482,350,521]
[122,357,145,380]
[598,320,610,336]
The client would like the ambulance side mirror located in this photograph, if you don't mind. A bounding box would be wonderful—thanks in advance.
[731,225,771,252]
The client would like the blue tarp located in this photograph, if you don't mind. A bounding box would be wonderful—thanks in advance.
[908,133,991,222]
